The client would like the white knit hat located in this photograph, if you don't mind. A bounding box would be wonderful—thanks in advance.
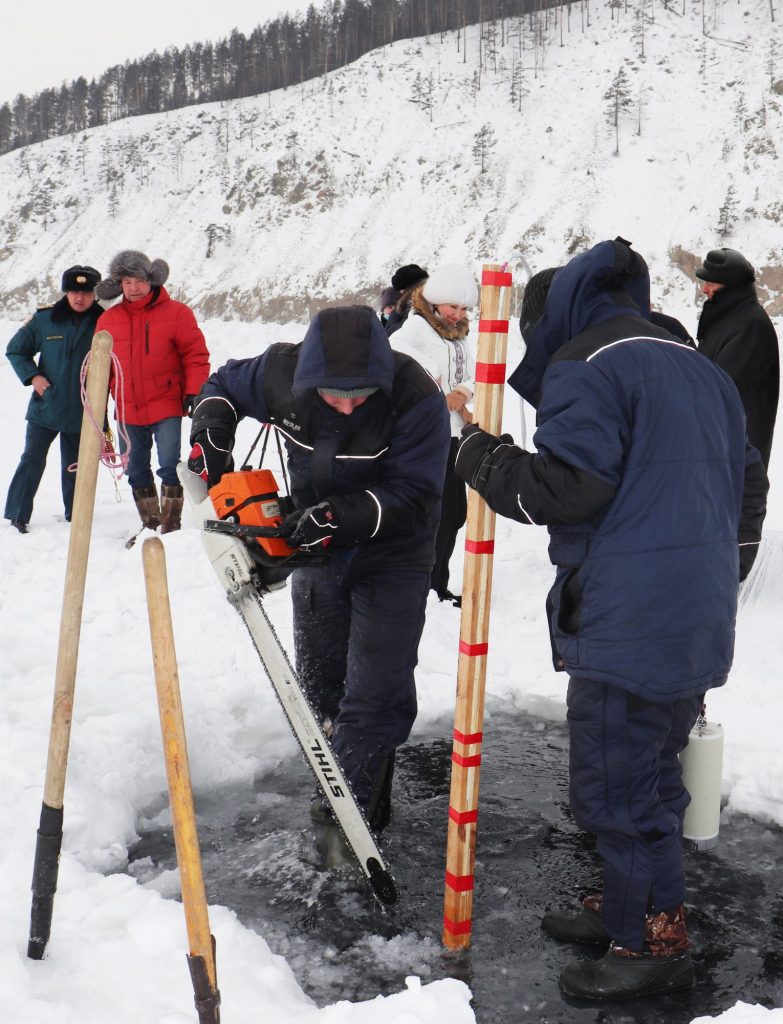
[421,264,478,307]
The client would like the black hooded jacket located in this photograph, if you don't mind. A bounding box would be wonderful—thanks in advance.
[192,306,450,570]
[696,283,779,467]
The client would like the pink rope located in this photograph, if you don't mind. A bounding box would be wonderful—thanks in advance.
[68,351,132,478]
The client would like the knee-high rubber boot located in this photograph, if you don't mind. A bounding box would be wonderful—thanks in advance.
[132,485,162,530]
[160,484,184,534]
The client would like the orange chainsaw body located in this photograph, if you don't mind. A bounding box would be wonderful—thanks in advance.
[208,469,295,556]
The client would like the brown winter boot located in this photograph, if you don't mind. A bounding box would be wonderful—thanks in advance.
[559,904,694,1001]
[160,484,184,534]
[132,485,162,530]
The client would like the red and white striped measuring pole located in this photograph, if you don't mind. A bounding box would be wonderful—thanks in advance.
[442,262,513,949]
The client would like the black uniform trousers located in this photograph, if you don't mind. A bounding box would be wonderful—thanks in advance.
[430,437,468,595]
[291,550,429,816]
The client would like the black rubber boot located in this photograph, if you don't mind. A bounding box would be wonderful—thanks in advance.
[559,946,694,1001]
[309,753,395,832]
[542,893,610,946]
[365,753,395,833]
[560,904,694,1001]
[309,790,332,825]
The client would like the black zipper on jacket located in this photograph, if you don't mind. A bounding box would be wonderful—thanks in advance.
[145,322,150,354]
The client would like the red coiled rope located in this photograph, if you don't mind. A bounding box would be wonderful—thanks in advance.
[69,350,132,479]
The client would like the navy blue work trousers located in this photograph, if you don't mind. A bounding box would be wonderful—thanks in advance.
[567,676,703,950]
[5,421,80,524]
[291,553,429,811]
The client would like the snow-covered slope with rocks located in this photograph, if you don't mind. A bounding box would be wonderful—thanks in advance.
[0,0,781,329]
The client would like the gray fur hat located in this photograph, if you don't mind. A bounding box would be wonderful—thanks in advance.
[95,250,170,300]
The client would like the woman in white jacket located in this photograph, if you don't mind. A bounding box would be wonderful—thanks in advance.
[391,263,478,606]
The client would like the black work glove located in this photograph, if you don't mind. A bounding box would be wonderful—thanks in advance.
[454,424,515,491]
[280,492,379,550]
[182,394,197,417]
[739,542,758,583]
[187,429,233,488]
[280,501,340,549]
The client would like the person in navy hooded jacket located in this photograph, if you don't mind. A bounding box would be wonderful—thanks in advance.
[454,238,768,1001]
[188,305,450,837]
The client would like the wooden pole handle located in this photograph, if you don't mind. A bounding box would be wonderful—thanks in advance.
[142,538,217,991]
[44,330,113,808]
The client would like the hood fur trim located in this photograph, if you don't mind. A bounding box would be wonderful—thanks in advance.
[410,286,470,341]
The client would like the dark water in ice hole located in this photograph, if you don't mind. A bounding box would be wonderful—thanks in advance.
[128,705,783,1023]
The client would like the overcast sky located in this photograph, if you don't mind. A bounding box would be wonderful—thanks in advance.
[3,1,311,104]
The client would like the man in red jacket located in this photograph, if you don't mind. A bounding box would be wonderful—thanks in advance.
[96,251,210,533]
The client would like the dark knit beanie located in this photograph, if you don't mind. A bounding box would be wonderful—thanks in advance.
[519,268,558,340]
[391,263,428,292]
[695,248,755,288]
[61,265,101,292]
[319,386,379,399]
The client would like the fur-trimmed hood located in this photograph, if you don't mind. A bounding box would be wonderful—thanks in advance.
[410,286,470,341]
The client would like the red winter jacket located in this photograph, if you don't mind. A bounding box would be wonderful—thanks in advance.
[97,287,210,426]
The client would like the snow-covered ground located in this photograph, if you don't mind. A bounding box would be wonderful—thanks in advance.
[0,314,781,1022]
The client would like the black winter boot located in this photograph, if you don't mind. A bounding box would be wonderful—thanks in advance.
[559,905,694,1001]
[365,753,395,832]
[132,485,162,530]
[160,483,184,534]
[542,893,610,946]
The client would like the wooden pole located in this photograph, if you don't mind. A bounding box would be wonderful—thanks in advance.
[442,264,513,949]
[28,330,113,960]
[142,538,220,1023]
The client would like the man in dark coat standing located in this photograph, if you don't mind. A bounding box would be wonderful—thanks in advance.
[5,265,103,532]
[454,239,768,1001]
[695,247,779,468]
[188,305,450,837]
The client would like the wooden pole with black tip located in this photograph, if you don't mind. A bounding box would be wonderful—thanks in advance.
[142,537,220,1024]
[28,330,113,960]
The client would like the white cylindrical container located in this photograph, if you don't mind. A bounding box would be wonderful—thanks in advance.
[679,720,724,850]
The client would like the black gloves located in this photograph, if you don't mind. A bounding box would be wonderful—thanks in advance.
[187,429,233,488]
[280,491,379,550]
[280,502,340,549]
[454,424,515,492]
[739,543,758,583]
[182,394,197,417]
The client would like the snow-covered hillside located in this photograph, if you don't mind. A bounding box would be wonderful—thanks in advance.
[0,0,781,326]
